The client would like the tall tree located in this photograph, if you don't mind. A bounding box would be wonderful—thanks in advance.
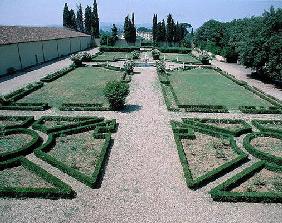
[131,13,137,42]
[152,14,158,41]
[92,0,100,37]
[124,15,131,42]
[63,3,71,28]
[69,9,77,30]
[84,6,92,35]
[166,14,175,43]
[112,24,118,41]
[76,4,84,32]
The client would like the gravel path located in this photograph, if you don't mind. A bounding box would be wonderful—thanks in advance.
[212,60,282,101]
[0,48,99,95]
[1,66,282,223]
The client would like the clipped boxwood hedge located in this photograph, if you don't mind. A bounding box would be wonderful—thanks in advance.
[32,116,105,134]
[0,103,49,111]
[100,46,140,52]
[0,157,76,199]
[40,65,75,82]
[243,131,282,166]
[239,106,282,114]
[252,120,282,134]
[210,161,282,203]
[0,116,34,130]
[34,121,116,188]
[159,47,192,54]
[180,104,229,113]
[0,128,42,162]
[172,121,248,189]
[182,118,252,137]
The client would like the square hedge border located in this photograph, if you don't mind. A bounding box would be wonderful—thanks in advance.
[0,65,131,111]
[34,120,117,188]
[158,66,282,114]
[0,157,76,199]
[210,161,282,203]
[171,120,249,190]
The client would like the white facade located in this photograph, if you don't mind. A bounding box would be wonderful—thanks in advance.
[0,36,92,76]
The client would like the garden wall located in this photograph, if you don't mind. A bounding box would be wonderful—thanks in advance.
[0,36,92,76]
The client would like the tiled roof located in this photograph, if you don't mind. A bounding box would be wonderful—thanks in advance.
[0,26,90,45]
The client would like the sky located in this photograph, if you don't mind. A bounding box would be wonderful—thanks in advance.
[0,0,281,28]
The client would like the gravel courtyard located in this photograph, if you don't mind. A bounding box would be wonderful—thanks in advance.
[0,53,282,222]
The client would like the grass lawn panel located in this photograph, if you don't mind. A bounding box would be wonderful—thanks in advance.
[181,132,238,179]
[210,161,282,203]
[0,164,54,188]
[169,68,272,109]
[162,53,199,63]
[251,136,282,159]
[48,132,105,177]
[18,67,123,109]
[232,168,282,193]
[94,52,132,61]
[0,158,76,199]
[0,133,33,154]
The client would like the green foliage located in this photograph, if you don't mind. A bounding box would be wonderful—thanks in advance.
[103,81,130,110]
[132,50,140,59]
[156,60,166,73]
[152,49,161,60]
[84,5,92,34]
[92,0,100,38]
[99,46,140,52]
[123,60,135,74]
[70,53,84,67]
[124,14,136,43]
[194,7,282,81]
[76,4,84,32]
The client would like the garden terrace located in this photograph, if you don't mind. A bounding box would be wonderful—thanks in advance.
[9,67,127,111]
[160,67,281,113]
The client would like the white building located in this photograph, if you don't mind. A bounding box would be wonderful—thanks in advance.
[137,31,153,41]
[0,26,92,76]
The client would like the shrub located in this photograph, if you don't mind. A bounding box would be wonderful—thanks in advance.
[132,50,140,59]
[152,49,161,60]
[70,53,84,67]
[124,60,135,74]
[156,60,166,73]
[81,52,93,62]
[199,54,211,65]
[159,47,192,54]
[103,81,130,110]
[7,67,16,75]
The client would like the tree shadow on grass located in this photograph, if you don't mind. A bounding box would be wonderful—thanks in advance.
[120,104,142,113]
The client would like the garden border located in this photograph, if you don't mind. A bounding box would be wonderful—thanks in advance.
[171,120,249,189]
[0,157,76,199]
[252,119,282,134]
[0,116,34,130]
[34,120,117,188]
[209,161,282,203]
[243,132,282,166]
[0,128,42,162]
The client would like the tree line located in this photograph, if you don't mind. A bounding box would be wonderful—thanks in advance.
[152,14,191,45]
[194,6,281,81]
[63,0,99,38]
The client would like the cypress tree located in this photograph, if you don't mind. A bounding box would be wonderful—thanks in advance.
[161,19,166,42]
[112,24,118,41]
[63,3,70,28]
[167,14,174,43]
[85,6,92,35]
[76,4,84,32]
[92,0,100,38]
[69,9,77,30]
[124,15,131,42]
[131,13,136,43]
[153,14,158,41]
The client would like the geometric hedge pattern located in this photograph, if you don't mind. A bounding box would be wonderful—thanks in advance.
[0,115,117,199]
[172,118,282,203]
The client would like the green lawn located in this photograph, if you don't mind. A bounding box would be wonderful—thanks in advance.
[19,67,124,109]
[169,68,272,109]
[162,53,200,63]
[93,52,132,61]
